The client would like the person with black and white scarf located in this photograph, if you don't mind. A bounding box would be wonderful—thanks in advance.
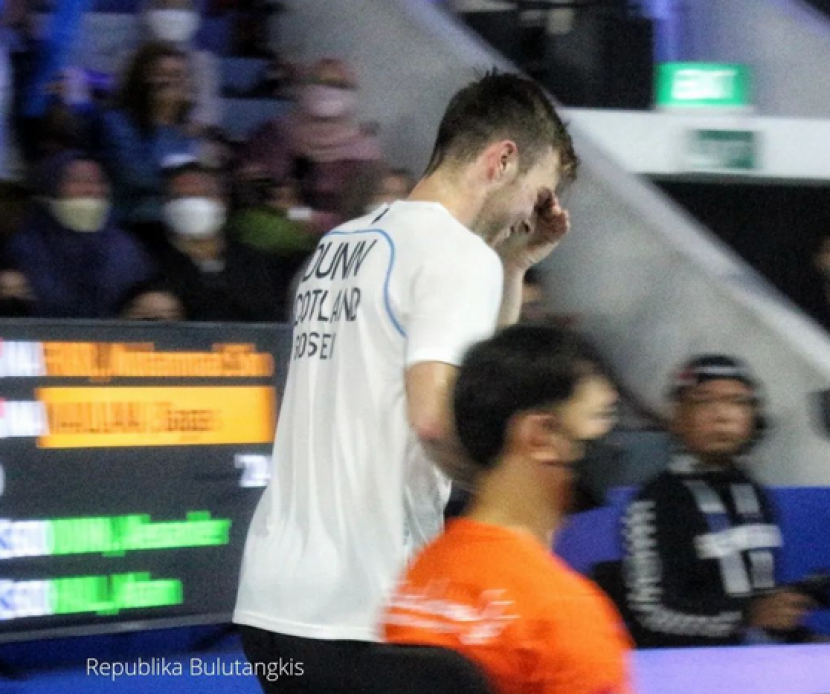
[621,355,817,647]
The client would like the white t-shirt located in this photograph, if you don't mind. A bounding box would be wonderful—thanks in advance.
[233,201,504,642]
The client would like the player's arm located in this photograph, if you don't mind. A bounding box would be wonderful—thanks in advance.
[406,361,477,487]
[403,242,503,484]
[492,191,570,327]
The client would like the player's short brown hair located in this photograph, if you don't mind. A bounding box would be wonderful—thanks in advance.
[425,71,578,182]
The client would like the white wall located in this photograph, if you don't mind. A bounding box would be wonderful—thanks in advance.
[277,0,830,485]
[563,108,830,181]
[682,0,830,118]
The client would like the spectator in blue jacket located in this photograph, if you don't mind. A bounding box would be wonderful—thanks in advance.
[15,0,97,165]
[97,42,196,231]
[3,150,155,318]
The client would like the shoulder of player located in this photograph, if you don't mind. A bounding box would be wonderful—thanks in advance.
[383,205,492,250]
[415,225,500,275]
[339,206,501,279]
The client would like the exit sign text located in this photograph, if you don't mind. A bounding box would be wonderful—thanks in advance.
[657,63,751,110]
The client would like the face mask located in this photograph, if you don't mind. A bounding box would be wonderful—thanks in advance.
[565,441,616,515]
[146,9,199,44]
[164,197,226,238]
[49,198,110,233]
[301,85,356,119]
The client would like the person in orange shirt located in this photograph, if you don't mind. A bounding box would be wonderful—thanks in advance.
[384,325,633,694]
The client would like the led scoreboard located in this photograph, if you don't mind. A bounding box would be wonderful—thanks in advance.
[0,320,290,643]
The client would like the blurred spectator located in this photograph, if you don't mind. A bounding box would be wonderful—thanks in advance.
[240,57,384,226]
[97,42,197,229]
[814,234,830,281]
[154,162,279,321]
[15,0,96,165]
[1,0,29,176]
[0,179,27,237]
[620,355,819,647]
[137,0,221,134]
[228,174,319,321]
[248,49,300,100]
[803,232,830,331]
[23,67,98,163]
[364,167,415,214]
[0,1,11,179]
[118,277,186,320]
[199,126,237,171]
[0,260,33,316]
[2,151,155,318]
[229,175,317,254]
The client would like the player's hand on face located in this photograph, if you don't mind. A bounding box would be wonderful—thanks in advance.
[495,190,570,272]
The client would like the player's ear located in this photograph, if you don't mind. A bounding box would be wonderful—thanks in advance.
[482,140,519,183]
[512,412,569,466]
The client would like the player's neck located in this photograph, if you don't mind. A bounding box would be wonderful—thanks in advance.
[407,168,488,235]
[464,458,564,547]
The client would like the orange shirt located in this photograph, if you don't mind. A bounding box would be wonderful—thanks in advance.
[383,518,633,694]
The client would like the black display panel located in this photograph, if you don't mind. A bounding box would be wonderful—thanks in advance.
[0,320,291,643]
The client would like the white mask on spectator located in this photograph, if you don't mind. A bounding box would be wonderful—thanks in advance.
[50,198,110,233]
[147,9,200,44]
[164,198,226,238]
[301,85,356,119]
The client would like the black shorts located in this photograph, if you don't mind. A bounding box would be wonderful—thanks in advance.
[239,626,374,693]
[238,625,493,694]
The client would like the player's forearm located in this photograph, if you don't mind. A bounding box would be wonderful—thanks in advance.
[421,435,480,490]
[497,265,526,327]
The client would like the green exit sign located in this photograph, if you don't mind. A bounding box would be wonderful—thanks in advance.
[656,63,751,110]
[686,130,759,172]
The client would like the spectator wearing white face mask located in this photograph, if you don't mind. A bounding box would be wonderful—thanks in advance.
[154,161,279,321]
[130,0,220,135]
[2,151,155,318]
[240,57,385,227]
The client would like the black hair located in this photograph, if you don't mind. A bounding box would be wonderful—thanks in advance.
[163,162,228,199]
[453,325,599,470]
[424,70,578,180]
[118,42,192,135]
[116,277,185,318]
[163,160,215,182]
